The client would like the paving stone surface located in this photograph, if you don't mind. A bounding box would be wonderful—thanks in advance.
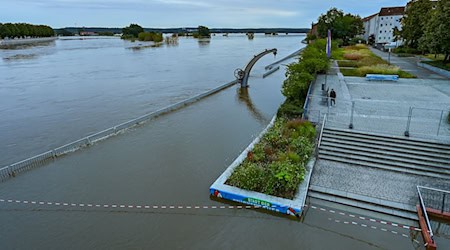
[306,71,450,142]
[306,57,450,210]
[310,159,450,206]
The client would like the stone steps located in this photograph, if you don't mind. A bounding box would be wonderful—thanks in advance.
[319,128,450,178]
[308,185,418,220]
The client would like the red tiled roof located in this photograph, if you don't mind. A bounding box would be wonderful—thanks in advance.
[379,6,405,16]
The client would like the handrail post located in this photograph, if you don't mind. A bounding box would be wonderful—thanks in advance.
[437,110,444,136]
[405,107,412,137]
[349,101,355,129]
[318,114,328,149]
[417,186,434,243]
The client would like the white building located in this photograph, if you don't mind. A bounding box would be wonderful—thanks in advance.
[362,13,378,41]
[363,6,405,47]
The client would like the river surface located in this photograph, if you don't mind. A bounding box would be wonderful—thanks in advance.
[0,36,423,249]
[0,34,300,166]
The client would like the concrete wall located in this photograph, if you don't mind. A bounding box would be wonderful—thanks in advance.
[418,62,450,79]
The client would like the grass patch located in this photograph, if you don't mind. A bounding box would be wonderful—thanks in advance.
[336,45,416,78]
[340,65,415,78]
[337,60,358,68]
[339,68,360,76]
[226,118,315,199]
[423,54,446,61]
[422,60,450,71]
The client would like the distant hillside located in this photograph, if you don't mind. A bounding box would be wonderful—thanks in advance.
[55,27,309,35]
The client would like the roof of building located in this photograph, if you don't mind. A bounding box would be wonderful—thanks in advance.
[362,13,378,22]
[379,6,405,16]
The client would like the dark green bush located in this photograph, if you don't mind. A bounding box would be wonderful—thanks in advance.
[348,37,366,45]
[277,99,304,118]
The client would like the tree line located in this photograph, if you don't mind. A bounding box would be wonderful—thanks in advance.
[0,23,54,39]
[400,0,449,62]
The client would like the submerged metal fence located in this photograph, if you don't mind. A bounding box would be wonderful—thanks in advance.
[0,80,239,182]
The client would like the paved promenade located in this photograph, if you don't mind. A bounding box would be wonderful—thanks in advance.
[306,64,450,142]
[307,58,450,221]
[369,47,448,80]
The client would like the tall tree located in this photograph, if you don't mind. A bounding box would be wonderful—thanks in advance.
[401,0,433,49]
[420,0,450,61]
[316,8,363,45]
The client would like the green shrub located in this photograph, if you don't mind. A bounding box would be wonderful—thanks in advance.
[281,71,313,101]
[301,58,329,74]
[348,38,366,45]
[227,162,267,192]
[277,99,304,118]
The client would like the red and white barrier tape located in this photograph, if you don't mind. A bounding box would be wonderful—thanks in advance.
[305,204,421,232]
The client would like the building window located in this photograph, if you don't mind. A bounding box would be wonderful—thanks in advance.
[380,31,382,33]
[381,17,384,20]
[381,24,383,27]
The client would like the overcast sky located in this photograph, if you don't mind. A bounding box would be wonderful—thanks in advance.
[1,0,408,28]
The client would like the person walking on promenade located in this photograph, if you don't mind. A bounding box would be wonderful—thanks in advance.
[330,89,336,106]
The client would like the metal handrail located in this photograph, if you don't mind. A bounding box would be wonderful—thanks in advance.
[317,114,328,149]
[417,186,434,242]
[418,185,450,195]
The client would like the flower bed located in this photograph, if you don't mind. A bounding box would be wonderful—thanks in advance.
[209,116,316,218]
[336,44,416,78]
[226,118,315,199]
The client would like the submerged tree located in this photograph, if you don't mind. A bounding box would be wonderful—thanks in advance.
[121,24,144,39]
[193,25,211,38]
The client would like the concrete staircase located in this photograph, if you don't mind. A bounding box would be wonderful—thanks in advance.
[318,128,450,179]
[309,127,450,220]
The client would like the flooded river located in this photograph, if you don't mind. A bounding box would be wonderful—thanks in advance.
[0,35,422,249]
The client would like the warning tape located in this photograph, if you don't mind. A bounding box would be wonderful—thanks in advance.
[305,204,421,232]
[328,218,411,239]
[0,198,259,210]
[0,197,423,234]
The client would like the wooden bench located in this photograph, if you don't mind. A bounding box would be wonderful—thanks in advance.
[366,74,399,81]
